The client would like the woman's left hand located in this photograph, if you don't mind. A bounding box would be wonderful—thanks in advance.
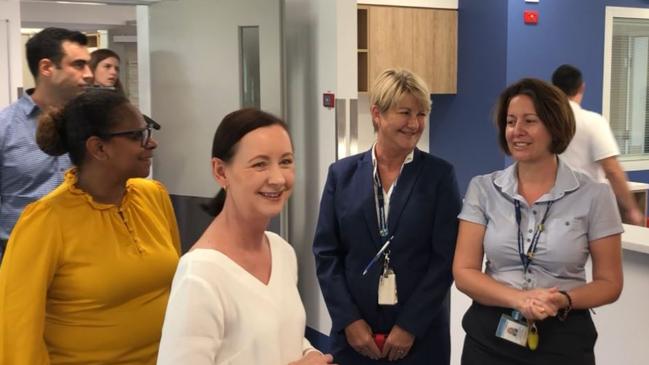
[289,351,337,365]
[381,325,414,361]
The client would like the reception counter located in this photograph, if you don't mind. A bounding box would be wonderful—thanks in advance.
[621,223,649,254]
[592,224,649,365]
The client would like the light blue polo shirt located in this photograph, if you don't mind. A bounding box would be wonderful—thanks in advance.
[459,158,623,291]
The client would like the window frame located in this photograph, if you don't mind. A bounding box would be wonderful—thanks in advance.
[603,6,649,171]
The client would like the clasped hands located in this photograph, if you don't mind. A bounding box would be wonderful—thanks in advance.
[515,287,570,321]
[345,320,414,362]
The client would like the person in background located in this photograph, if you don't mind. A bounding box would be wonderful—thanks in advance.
[90,48,126,96]
[0,89,180,364]
[552,64,644,226]
[157,108,335,365]
[313,68,461,364]
[454,78,623,364]
[0,27,92,263]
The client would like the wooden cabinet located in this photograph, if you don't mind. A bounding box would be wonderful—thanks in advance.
[358,5,457,94]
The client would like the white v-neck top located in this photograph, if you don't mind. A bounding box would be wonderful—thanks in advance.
[157,232,314,365]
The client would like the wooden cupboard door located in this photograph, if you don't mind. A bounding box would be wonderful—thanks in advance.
[368,6,414,88]
[412,9,457,93]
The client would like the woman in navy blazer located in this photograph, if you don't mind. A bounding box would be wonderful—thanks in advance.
[313,69,461,365]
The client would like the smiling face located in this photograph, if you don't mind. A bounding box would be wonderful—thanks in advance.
[93,56,120,87]
[214,124,294,221]
[373,92,427,156]
[102,104,157,179]
[505,94,554,163]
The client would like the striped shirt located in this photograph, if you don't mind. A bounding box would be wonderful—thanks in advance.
[0,90,70,247]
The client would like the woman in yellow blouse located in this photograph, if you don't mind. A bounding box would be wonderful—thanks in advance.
[0,89,180,364]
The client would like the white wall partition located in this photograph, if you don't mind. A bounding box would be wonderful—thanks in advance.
[20,1,135,30]
[148,0,282,199]
[0,0,21,108]
[284,0,361,336]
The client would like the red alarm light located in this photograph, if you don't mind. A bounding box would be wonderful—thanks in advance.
[524,10,539,25]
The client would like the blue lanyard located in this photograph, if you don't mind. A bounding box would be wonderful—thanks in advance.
[362,167,393,276]
[514,199,553,271]
[373,169,389,239]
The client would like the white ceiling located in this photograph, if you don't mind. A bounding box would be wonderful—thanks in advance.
[21,0,161,5]
[20,0,140,31]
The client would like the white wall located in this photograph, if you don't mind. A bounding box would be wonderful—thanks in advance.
[284,0,340,336]
[148,0,282,198]
[0,0,22,107]
[20,2,135,31]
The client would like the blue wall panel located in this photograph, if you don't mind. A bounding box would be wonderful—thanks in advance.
[629,170,649,182]
[430,0,649,189]
[507,0,649,112]
[428,0,508,194]
[506,0,649,182]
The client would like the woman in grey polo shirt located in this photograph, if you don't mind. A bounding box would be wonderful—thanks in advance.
[453,78,623,365]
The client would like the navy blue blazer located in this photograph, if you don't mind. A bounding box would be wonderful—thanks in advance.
[313,148,461,364]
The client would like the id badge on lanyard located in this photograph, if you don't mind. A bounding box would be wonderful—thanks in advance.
[495,310,538,348]
[495,199,552,351]
[378,250,398,305]
[366,168,398,305]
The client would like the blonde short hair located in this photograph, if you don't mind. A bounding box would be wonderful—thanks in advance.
[370,68,431,115]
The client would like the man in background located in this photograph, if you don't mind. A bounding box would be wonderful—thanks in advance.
[552,64,644,225]
[0,27,93,263]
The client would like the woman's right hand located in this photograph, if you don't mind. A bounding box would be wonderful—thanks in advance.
[514,287,560,321]
[289,351,337,365]
[344,319,382,360]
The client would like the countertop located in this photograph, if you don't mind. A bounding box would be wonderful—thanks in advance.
[622,224,649,254]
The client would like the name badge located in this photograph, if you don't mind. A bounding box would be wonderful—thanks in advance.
[495,313,529,347]
[378,268,398,305]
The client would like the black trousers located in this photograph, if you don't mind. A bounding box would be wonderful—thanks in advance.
[461,302,597,365]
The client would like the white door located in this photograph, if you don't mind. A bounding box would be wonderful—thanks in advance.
[146,0,283,249]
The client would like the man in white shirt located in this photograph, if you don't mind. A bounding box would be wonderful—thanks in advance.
[552,64,644,225]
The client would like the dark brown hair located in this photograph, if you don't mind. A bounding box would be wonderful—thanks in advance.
[552,64,583,97]
[203,108,290,217]
[26,27,88,80]
[494,78,575,155]
[89,48,125,96]
[37,89,130,166]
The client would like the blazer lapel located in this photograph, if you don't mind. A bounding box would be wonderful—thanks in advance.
[355,151,382,248]
[388,149,424,236]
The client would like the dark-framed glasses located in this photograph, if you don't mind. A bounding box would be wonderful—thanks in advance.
[104,117,160,147]
[105,126,152,147]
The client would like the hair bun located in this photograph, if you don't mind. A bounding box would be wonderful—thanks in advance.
[36,107,68,156]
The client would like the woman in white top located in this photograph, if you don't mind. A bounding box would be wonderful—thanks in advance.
[157,109,335,365]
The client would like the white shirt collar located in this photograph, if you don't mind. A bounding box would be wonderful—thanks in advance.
[371,143,414,167]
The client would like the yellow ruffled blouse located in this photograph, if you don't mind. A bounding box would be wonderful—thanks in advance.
[0,169,180,364]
